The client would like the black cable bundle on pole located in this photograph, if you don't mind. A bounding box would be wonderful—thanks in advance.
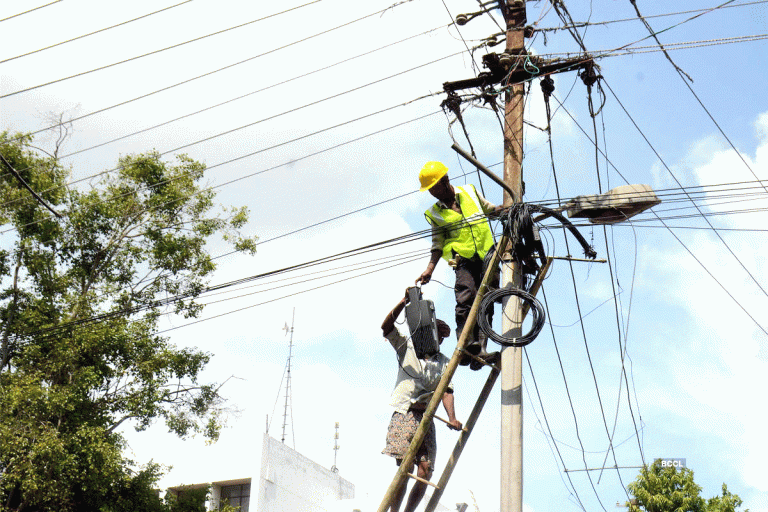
[478,201,596,347]
[478,287,545,347]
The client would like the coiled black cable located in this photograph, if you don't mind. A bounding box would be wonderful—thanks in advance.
[478,287,546,347]
[476,199,596,347]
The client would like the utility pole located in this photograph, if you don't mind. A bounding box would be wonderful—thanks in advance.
[500,2,526,512]
[376,4,598,510]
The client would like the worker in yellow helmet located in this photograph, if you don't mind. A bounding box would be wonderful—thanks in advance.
[415,162,503,370]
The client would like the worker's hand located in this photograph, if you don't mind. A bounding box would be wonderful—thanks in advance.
[447,418,463,431]
[416,269,433,285]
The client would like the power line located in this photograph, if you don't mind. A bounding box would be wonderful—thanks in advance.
[536,33,768,59]
[438,0,479,74]
[0,1,194,63]
[193,248,429,301]
[523,348,588,511]
[1,0,425,136]
[39,24,449,163]
[177,252,428,309]
[600,77,768,302]
[534,0,768,33]
[0,0,62,23]
[539,285,607,511]
[0,0,325,98]
[13,222,438,340]
[156,51,463,158]
[0,152,62,218]
[628,0,768,196]
[1,110,442,235]
[537,28,641,497]
[603,223,768,233]
[550,93,768,337]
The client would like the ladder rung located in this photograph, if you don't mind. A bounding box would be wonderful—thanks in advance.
[459,349,500,371]
[407,473,439,489]
[433,414,469,433]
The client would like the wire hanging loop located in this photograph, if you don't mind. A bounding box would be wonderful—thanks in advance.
[478,287,545,347]
[579,61,606,118]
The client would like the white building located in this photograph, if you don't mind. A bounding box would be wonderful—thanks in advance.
[166,433,354,512]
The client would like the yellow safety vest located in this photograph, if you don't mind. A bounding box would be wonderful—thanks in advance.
[424,185,494,261]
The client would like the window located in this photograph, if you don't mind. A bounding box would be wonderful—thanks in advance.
[220,483,250,512]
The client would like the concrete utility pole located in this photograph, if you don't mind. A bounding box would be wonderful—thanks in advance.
[500,2,526,512]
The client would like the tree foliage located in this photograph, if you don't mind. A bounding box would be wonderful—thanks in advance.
[0,132,257,511]
[626,460,748,512]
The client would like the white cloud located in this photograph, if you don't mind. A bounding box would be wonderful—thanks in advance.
[634,111,768,500]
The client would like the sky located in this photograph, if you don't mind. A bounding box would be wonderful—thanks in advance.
[1,1,767,511]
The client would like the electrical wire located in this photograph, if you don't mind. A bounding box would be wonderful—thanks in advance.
[1,0,427,139]
[0,1,194,63]
[584,69,645,475]
[28,24,450,163]
[524,348,588,511]
[2,42,465,212]
[478,287,545,346]
[0,0,61,23]
[537,35,636,499]
[156,51,464,158]
[156,252,428,335]
[0,109,443,235]
[0,1,325,98]
[599,78,768,301]
[540,285,607,510]
[533,0,767,33]
[10,218,442,341]
[536,33,768,58]
[628,0,768,198]
[550,93,768,337]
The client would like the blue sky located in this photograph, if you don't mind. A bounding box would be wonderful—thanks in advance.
[2,1,767,511]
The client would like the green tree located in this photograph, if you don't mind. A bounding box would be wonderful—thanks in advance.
[164,486,209,512]
[0,132,257,511]
[706,484,747,512]
[626,460,748,512]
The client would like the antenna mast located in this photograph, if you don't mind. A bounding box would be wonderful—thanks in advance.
[281,308,295,447]
[331,422,340,473]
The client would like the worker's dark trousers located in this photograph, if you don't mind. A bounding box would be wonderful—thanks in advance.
[454,254,497,343]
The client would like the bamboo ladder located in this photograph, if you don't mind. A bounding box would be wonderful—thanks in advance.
[376,237,552,512]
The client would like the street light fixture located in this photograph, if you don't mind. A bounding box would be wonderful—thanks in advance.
[565,184,661,225]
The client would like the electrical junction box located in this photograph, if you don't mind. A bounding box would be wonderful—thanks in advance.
[405,287,440,359]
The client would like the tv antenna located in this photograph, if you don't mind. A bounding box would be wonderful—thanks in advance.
[281,308,295,446]
[331,422,340,473]
[268,308,296,448]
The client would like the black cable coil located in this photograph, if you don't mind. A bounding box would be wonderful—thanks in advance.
[477,287,546,347]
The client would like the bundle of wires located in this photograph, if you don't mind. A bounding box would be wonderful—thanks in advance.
[477,201,595,347]
[478,287,546,347]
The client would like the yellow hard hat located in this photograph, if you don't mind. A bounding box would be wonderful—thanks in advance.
[419,161,448,191]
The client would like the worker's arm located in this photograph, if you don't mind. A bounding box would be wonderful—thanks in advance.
[381,293,408,337]
[415,249,442,285]
[475,187,505,219]
[441,390,462,430]
[488,205,506,219]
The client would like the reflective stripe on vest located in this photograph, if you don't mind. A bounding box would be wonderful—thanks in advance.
[424,185,494,261]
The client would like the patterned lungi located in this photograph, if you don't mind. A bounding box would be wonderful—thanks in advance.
[382,408,436,470]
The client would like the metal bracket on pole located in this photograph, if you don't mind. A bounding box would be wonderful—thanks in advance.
[451,143,519,203]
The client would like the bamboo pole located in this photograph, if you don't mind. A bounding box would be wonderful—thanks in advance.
[425,367,501,512]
